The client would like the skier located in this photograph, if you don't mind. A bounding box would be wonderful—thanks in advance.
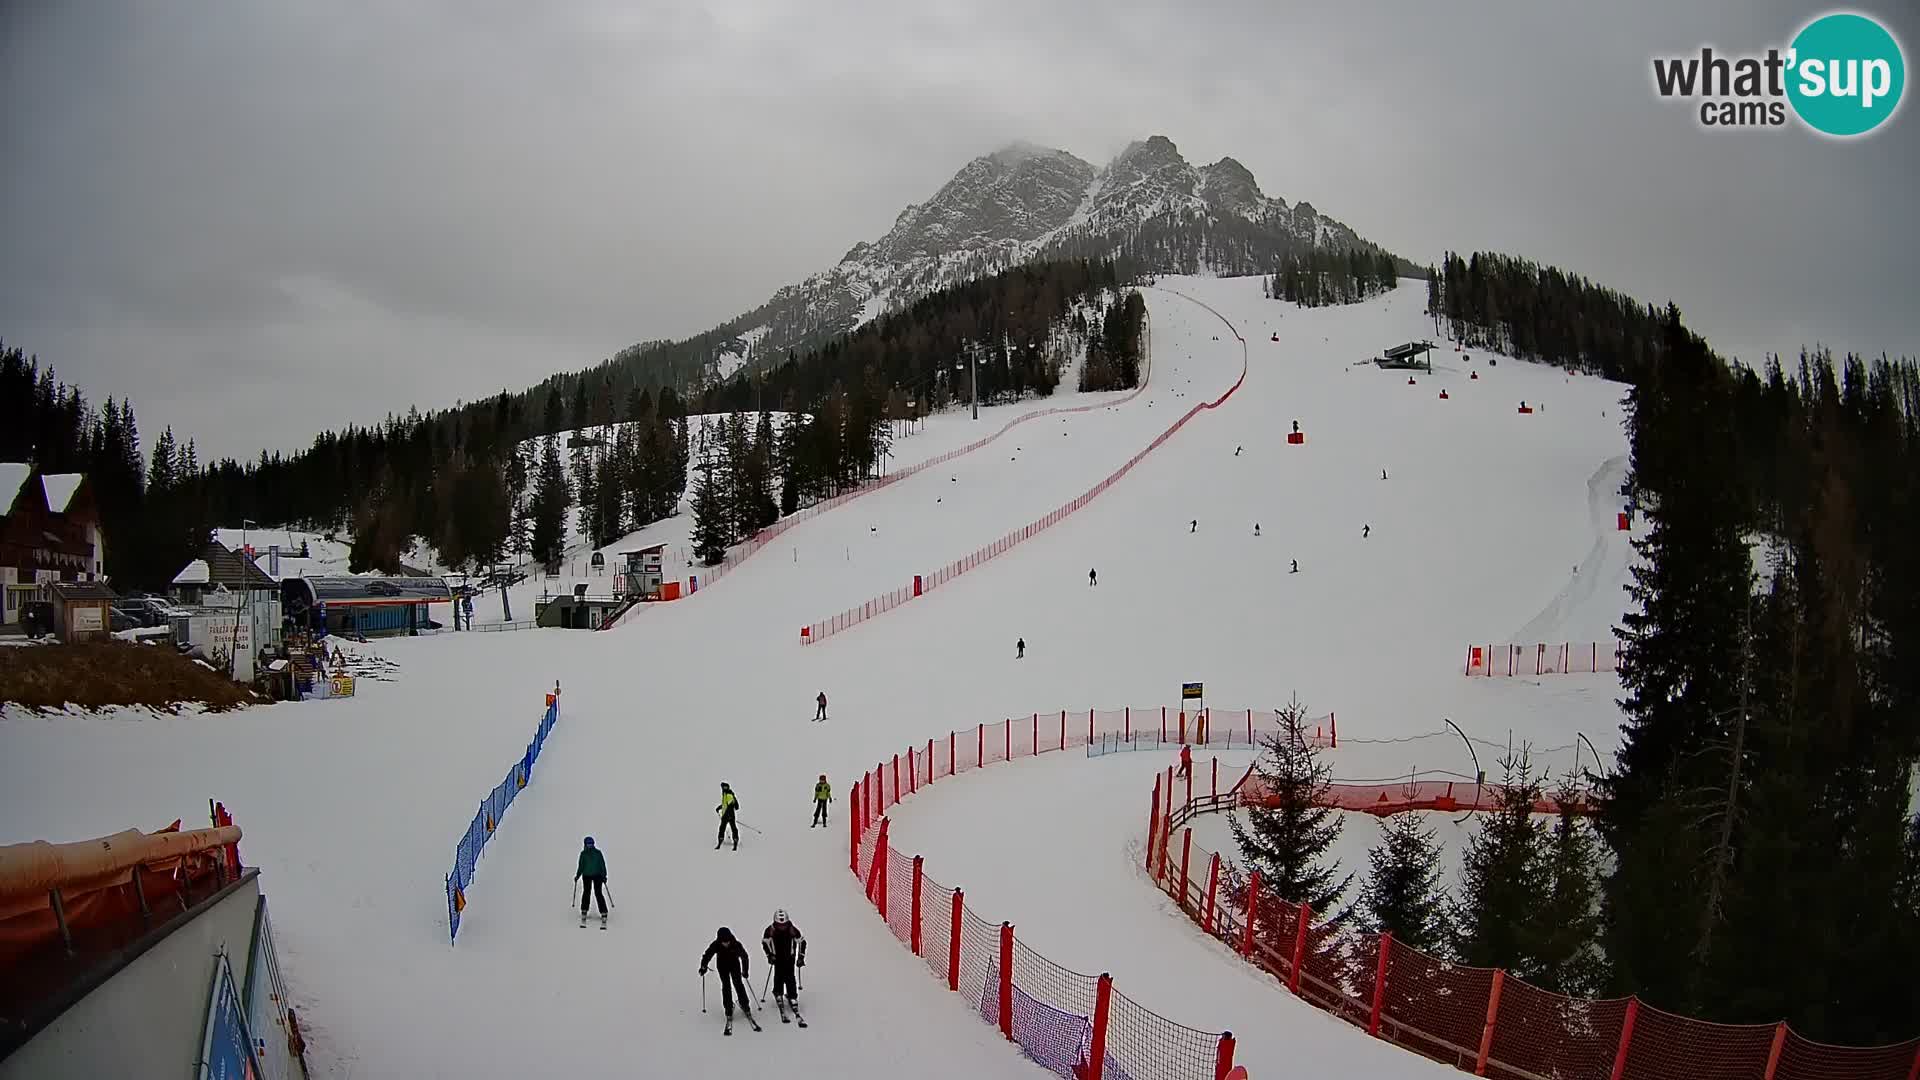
[812,774,832,828]
[1177,743,1193,779]
[1382,468,1389,480]
[1190,519,1198,533]
[1089,568,1098,587]
[814,691,827,722]
[1291,559,1299,574]
[1363,524,1370,539]
[699,928,760,1034]
[762,910,808,1020]
[1235,446,1242,457]
[716,783,741,850]
[1254,523,1261,537]
[575,836,608,926]
[1016,637,1026,659]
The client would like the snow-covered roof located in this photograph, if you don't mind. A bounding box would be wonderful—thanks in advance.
[172,559,211,585]
[0,463,31,512]
[40,473,83,512]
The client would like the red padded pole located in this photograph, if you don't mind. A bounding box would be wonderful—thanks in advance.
[1146,776,1161,874]
[1369,932,1392,1036]
[977,723,983,768]
[893,754,901,803]
[910,855,924,955]
[1289,902,1311,994]
[1474,969,1505,1076]
[1004,719,1010,762]
[849,780,861,874]
[907,747,917,794]
[1762,1023,1788,1080]
[949,730,956,776]
[1032,712,1038,756]
[1608,998,1639,1080]
[948,888,964,991]
[1086,973,1112,1080]
[1203,853,1221,933]
[1214,1033,1236,1080]
[998,923,1014,1040]
[1179,829,1193,907]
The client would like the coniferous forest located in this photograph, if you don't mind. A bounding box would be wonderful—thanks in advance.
[1265,249,1401,308]
[2,259,1145,585]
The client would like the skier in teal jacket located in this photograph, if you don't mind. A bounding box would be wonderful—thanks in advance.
[576,837,608,920]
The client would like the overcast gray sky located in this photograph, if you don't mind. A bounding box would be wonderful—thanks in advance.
[3,1,1915,458]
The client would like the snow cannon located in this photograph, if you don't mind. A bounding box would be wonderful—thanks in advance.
[1517,401,1534,415]
[1407,376,1417,385]
[1286,419,1305,445]
[1270,332,1279,342]
[1439,389,1450,400]
[1618,512,1632,531]
[1470,371,1479,380]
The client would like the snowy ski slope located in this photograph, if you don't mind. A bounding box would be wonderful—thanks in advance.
[0,275,1635,1078]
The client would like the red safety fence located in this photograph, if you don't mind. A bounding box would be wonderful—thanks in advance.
[1146,760,1920,1080]
[804,291,1249,645]
[1466,642,1622,677]
[848,726,1242,1080]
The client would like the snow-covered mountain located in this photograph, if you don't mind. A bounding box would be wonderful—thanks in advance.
[618,135,1405,386]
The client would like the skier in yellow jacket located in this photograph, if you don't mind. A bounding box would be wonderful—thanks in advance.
[811,775,832,828]
[716,783,741,850]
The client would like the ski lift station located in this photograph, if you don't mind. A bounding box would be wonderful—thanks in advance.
[1374,340,1436,371]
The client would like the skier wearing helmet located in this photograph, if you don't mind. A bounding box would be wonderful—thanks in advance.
[812,774,832,827]
[763,910,807,1016]
[575,837,608,924]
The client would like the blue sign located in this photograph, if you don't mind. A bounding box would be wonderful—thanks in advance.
[200,952,259,1080]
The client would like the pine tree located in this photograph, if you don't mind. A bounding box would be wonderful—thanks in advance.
[530,435,571,571]
[1229,696,1351,920]
[1452,752,1546,973]
[1530,782,1605,995]
[1356,812,1450,952]
[687,453,730,566]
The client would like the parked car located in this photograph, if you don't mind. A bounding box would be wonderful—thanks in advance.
[109,607,138,632]
[121,596,179,624]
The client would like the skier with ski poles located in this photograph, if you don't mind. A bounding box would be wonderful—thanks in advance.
[812,774,832,828]
[699,927,760,1034]
[814,691,828,722]
[761,910,808,1024]
[716,782,741,850]
[575,836,609,926]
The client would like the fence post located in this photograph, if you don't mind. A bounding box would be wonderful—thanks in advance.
[1212,757,1219,800]
[1186,759,1193,808]
[1240,870,1261,957]
[849,781,861,874]
[1086,973,1112,1080]
[1161,706,1167,742]
[1907,1043,1920,1080]
[911,855,924,955]
[1146,776,1161,874]
[1179,829,1193,907]
[1204,853,1221,933]
[948,888,964,991]
[865,817,889,906]
[998,923,1015,1041]
[893,754,901,802]
[1089,708,1095,745]
[1005,720,1011,762]
[1474,969,1505,1076]
[1762,1022,1788,1080]
[908,747,917,794]
[1125,707,1130,741]
[1214,1032,1236,1080]
[1369,932,1392,1036]
[950,730,956,776]
[978,723,984,768]
[1179,709,1187,743]
[1289,902,1311,994]
[1032,712,1038,755]
[1608,998,1639,1080]
[928,739,935,784]
[1060,710,1066,751]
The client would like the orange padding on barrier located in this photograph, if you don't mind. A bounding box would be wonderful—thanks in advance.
[0,824,240,918]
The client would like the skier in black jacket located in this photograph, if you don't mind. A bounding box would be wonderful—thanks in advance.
[762,910,807,1010]
[699,927,759,1030]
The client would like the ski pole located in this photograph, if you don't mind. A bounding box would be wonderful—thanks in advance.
[604,883,616,909]
[570,880,577,910]
[737,819,764,836]
[761,968,771,1003]
[701,971,708,1013]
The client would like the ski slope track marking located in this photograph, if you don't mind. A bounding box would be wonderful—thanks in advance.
[800,287,1249,644]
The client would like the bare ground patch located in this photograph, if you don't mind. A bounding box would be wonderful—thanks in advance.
[0,641,266,713]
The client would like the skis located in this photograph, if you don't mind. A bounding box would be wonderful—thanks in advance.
[776,998,789,1024]
[577,912,608,929]
[791,1003,807,1029]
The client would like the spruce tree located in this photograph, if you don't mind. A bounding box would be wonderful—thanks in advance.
[687,454,730,566]
[1228,696,1351,920]
[1530,782,1605,995]
[1452,752,1545,973]
[529,435,571,571]
[1356,811,1449,952]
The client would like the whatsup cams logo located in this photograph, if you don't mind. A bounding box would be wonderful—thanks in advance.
[1652,11,1905,137]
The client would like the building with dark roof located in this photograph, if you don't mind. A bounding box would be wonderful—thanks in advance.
[169,541,279,606]
[2,465,104,630]
[281,575,451,637]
